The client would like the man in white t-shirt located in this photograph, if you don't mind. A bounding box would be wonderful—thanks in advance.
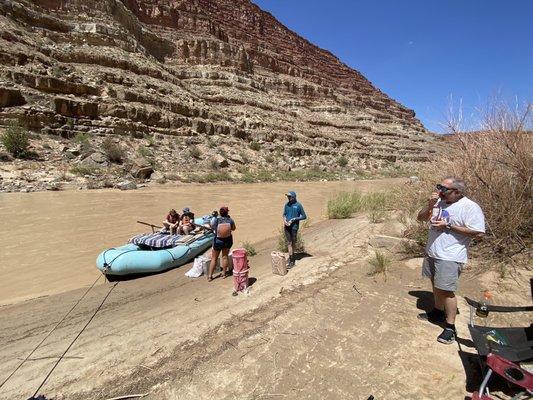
[416,176,485,344]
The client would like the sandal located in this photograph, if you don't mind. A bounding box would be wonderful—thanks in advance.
[222,271,228,279]
[207,276,213,282]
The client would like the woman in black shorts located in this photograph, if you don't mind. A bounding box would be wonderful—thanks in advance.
[207,206,236,281]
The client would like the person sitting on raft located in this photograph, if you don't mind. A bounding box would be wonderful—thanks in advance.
[162,209,180,235]
[178,207,196,235]
[207,206,236,282]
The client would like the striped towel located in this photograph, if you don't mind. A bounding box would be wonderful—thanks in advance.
[129,232,188,248]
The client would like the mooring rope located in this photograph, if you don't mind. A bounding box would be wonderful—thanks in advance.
[0,273,103,390]
[30,281,119,399]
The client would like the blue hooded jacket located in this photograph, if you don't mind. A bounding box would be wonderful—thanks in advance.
[283,191,307,231]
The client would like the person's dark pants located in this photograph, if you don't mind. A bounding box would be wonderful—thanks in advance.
[284,226,298,261]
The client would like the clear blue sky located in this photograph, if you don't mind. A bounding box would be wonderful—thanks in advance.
[253,0,533,133]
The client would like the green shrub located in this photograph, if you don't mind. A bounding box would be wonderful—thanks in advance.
[368,250,391,276]
[265,154,275,163]
[327,190,394,220]
[1,122,30,158]
[137,146,152,158]
[302,218,312,229]
[277,227,305,253]
[72,132,92,154]
[327,191,363,219]
[73,132,89,145]
[362,191,394,211]
[101,138,124,164]
[189,145,201,159]
[184,171,233,183]
[249,141,261,151]
[70,165,102,176]
[242,241,257,257]
[338,155,348,167]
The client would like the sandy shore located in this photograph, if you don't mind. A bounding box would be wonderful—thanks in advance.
[1,215,530,400]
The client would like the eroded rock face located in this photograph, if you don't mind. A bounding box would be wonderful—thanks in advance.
[0,0,436,178]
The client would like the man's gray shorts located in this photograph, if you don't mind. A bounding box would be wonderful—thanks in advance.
[422,256,464,292]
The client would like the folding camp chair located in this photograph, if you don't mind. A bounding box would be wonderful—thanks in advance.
[466,278,533,400]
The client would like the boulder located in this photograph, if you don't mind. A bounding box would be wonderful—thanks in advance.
[212,154,229,168]
[227,153,244,164]
[80,152,108,167]
[132,165,154,179]
[116,180,137,190]
[0,87,26,108]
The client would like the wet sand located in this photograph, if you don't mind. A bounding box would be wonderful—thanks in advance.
[0,179,400,305]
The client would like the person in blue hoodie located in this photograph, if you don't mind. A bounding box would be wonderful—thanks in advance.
[283,190,307,268]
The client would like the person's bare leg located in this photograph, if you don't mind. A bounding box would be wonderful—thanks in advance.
[442,290,457,324]
[208,248,220,281]
[432,280,445,311]
[221,248,230,278]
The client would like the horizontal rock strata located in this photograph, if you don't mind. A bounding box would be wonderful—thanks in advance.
[0,0,436,184]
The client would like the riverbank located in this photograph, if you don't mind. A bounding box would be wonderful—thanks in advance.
[1,213,529,399]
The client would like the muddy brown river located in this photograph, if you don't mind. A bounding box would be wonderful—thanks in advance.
[0,179,399,305]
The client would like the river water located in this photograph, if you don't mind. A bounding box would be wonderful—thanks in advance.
[0,179,399,305]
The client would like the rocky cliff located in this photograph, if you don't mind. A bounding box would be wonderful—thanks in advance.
[0,0,435,191]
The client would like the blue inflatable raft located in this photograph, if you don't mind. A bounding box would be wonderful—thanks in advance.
[96,218,214,276]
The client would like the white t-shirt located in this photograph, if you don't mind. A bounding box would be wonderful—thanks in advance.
[426,196,485,263]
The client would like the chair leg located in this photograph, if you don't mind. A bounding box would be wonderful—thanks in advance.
[478,369,493,397]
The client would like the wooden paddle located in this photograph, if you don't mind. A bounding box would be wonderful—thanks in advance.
[136,220,163,233]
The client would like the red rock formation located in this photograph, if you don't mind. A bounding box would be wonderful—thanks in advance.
[0,0,435,179]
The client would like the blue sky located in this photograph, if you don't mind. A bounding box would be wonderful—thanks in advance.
[253,0,533,133]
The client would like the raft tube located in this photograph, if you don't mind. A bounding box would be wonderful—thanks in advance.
[96,219,214,276]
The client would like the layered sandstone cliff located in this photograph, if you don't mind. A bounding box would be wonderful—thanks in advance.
[0,0,435,190]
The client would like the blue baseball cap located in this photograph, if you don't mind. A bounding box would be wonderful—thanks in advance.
[286,191,296,198]
[182,207,190,213]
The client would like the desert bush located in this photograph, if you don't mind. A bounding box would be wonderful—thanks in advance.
[302,218,312,229]
[400,100,532,261]
[277,227,305,253]
[72,132,92,154]
[338,155,348,167]
[189,145,201,159]
[137,146,152,158]
[327,190,394,220]
[249,141,261,151]
[327,191,363,219]
[265,154,275,163]
[70,165,102,176]
[184,171,233,183]
[362,191,394,211]
[368,250,391,277]
[242,241,257,257]
[101,138,124,164]
[1,122,30,158]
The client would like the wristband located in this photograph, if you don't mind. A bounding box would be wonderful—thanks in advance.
[446,222,452,231]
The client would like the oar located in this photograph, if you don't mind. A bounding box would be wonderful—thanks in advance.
[136,221,163,233]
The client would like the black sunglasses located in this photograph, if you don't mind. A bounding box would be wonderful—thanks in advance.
[436,184,456,193]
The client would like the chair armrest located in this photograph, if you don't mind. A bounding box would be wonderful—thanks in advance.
[465,297,533,313]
